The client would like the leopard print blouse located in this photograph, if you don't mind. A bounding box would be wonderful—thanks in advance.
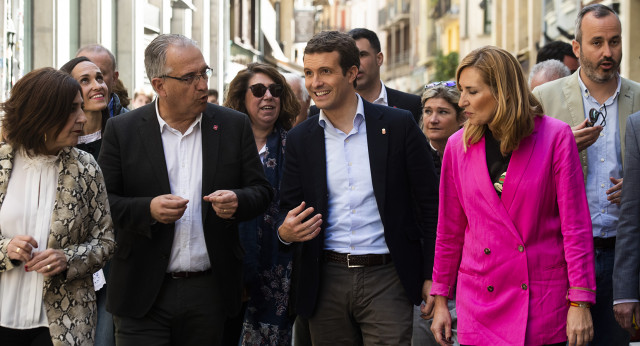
[0,143,115,346]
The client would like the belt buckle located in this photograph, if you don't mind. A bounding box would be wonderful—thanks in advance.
[347,254,364,268]
[169,272,185,279]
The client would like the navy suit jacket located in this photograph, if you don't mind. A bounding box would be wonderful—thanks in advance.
[279,99,438,318]
[99,102,272,318]
[309,86,422,124]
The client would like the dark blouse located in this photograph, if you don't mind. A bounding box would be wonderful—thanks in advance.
[485,129,511,197]
[76,139,102,161]
[430,146,442,180]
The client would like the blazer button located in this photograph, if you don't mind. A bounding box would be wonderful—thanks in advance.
[484,248,491,255]
[518,245,524,252]
[521,283,528,290]
[487,285,494,292]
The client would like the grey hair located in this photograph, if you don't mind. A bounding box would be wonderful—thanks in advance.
[144,34,198,82]
[529,59,571,85]
[76,44,117,70]
[574,4,619,44]
[282,72,309,102]
[420,84,464,124]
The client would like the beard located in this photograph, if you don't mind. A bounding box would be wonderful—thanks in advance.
[579,48,621,84]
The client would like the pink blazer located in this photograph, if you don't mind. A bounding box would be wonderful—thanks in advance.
[431,116,596,345]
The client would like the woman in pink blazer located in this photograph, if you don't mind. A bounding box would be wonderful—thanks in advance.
[430,46,595,346]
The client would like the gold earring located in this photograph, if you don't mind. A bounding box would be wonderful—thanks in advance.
[44,133,47,142]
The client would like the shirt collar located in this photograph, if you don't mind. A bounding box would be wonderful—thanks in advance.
[577,68,621,106]
[155,100,203,134]
[318,94,366,131]
[372,80,388,105]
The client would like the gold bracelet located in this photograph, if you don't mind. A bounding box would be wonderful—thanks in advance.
[568,301,591,308]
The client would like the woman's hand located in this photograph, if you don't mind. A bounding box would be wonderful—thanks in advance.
[567,305,594,346]
[25,249,67,277]
[7,235,38,263]
[430,295,454,346]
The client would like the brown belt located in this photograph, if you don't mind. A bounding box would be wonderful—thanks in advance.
[324,251,392,268]
[166,269,212,279]
[593,237,616,249]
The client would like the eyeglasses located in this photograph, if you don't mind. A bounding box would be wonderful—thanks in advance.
[424,81,457,90]
[248,83,284,98]
[161,67,212,85]
[587,105,607,127]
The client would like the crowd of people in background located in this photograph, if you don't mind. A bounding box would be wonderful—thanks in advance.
[1,2,639,346]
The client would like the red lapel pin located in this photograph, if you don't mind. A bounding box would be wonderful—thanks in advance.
[213,125,219,131]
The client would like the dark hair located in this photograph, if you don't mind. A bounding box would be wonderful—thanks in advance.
[536,41,574,64]
[208,89,218,97]
[575,4,619,44]
[223,63,299,131]
[348,28,381,53]
[304,31,360,88]
[1,68,81,154]
[60,56,110,133]
[113,79,130,108]
[60,56,92,74]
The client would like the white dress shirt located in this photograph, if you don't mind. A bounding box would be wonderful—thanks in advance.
[319,95,389,255]
[0,150,56,329]
[156,103,210,272]
[371,80,389,106]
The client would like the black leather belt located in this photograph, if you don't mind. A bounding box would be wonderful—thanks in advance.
[324,251,392,268]
[593,237,616,249]
[166,269,212,279]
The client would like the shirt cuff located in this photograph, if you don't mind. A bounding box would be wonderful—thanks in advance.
[277,231,292,245]
[613,299,640,306]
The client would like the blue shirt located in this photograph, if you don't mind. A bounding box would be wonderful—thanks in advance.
[318,96,388,255]
[579,75,622,239]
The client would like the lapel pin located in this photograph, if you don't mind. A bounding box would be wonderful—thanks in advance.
[213,125,219,131]
[381,128,386,135]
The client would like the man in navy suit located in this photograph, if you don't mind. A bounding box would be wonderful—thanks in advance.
[278,31,438,345]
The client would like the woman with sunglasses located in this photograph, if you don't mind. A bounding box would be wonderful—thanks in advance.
[430,46,595,346]
[224,62,300,345]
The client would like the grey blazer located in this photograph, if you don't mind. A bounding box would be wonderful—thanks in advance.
[532,69,640,179]
[613,111,640,300]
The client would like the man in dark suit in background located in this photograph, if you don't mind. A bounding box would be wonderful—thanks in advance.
[278,30,438,345]
[98,34,272,345]
[613,110,640,336]
[309,28,422,124]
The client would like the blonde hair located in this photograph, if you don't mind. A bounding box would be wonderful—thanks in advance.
[457,46,543,154]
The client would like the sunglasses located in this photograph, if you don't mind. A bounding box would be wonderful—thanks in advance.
[248,83,284,98]
[424,81,457,90]
[587,105,607,127]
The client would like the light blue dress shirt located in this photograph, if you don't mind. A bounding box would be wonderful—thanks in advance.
[579,75,623,239]
[318,96,389,255]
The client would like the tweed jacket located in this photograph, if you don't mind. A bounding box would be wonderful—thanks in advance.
[0,143,115,346]
[532,69,640,179]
